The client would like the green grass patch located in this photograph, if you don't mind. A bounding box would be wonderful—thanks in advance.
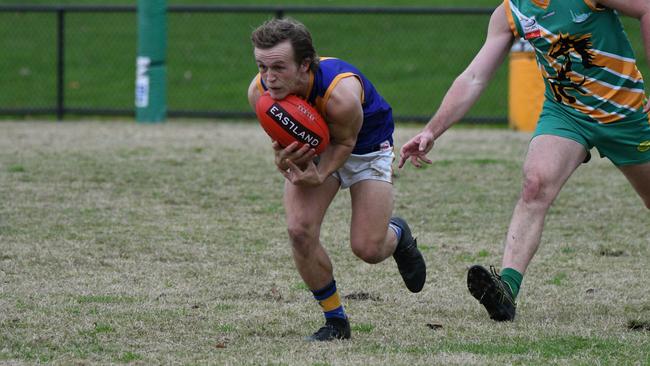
[76,295,139,304]
[549,272,568,286]
[292,282,310,291]
[351,323,375,333]
[7,164,25,172]
[116,351,143,363]
[217,324,236,333]
[1,121,648,364]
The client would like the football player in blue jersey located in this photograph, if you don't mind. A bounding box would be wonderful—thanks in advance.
[247,17,427,341]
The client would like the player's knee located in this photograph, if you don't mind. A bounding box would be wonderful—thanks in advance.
[521,173,552,207]
[350,238,384,264]
[521,174,541,202]
[286,224,317,254]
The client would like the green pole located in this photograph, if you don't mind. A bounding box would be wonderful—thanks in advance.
[135,0,167,123]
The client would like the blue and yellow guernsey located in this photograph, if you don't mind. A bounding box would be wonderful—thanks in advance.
[257,57,394,154]
[504,0,647,124]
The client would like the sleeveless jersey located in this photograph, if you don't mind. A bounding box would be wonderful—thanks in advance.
[257,57,393,153]
[504,0,646,123]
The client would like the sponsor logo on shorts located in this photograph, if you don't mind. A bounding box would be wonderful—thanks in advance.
[638,140,650,152]
[379,140,392,151]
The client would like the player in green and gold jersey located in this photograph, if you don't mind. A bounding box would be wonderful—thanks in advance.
[399,0,650,321]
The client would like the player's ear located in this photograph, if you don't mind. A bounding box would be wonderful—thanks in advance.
[299,59,311,73]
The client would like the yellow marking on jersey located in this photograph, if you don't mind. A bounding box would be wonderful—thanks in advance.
[583,0,605,11]
[571,102,626,123]
[591,54,643,82]
[315,96,326,117]
[255,73,264,94]
[504,1,520,38]
[638,141,650,152]
[320,72,364,119]
[531,0,549,10]
[582,79,645,110]
[532,0,551,9]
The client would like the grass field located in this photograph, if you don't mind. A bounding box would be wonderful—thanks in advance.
[1,121,649,365]
[1,1,649,121]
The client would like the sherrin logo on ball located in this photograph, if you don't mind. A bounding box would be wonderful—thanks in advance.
[255,93,330,155]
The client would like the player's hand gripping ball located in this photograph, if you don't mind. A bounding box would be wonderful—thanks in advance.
[255,93,330,155]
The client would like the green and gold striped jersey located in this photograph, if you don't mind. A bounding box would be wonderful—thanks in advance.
[504,0,646,123]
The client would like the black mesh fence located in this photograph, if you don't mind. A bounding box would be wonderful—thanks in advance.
[1,5,528,122]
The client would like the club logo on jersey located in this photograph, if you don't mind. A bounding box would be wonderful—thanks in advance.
[570,10,591,23]
[522,17,541,39]
[545,33,599,105]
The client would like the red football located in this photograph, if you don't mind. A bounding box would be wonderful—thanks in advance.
[255,93,330,155]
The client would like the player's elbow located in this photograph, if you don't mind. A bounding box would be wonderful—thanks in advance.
[455,70,489,94]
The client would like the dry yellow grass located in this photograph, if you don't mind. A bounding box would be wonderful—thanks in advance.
[0,120,648,365]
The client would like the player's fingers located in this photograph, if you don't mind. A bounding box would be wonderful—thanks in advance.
[279,167,291,180]
[419,155,432,164]
[398,150,412,169]
[293,149,316,166]
[284,141,300,153]
[277,143,296,162]
[644,102,650,113]
[286,159,302,173]
[290,144,312,160]
[398,156,406,169]
[409,155,421,168]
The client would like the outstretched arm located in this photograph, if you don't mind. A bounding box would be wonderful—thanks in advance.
[597,0,650,112]
[399,4,515,168]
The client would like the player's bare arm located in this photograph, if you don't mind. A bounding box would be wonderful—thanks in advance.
[398,4,514,168]
[283,76,363,186]
[315,76,363,175]
[597,0,650,112]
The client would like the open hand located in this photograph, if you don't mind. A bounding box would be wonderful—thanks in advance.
[398,130,435,168]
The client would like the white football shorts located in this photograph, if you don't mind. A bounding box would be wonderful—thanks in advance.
[333,144,394,189]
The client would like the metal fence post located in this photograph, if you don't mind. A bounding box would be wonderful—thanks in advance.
[136,0,167,123]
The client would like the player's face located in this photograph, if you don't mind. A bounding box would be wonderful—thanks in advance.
[254,41,308,100]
